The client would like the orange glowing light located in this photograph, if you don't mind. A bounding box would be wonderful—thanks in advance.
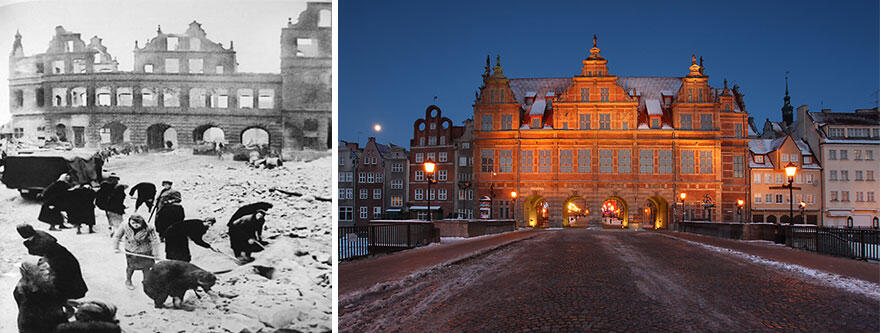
[511,191,517,199]
[680,192,687,200]
[423,160,436,174]
[784,162,798,178]
[737,199,744,207]
[799,201,806,208]
[567,202,581,213]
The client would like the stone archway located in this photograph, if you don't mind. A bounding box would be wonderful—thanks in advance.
[601,196,629,228]
[146,123,177,149]
[645,196,670,229]
[193,124,225,143]
[523,195,548,228]
[241,127,270,146]
[563,195,589,228]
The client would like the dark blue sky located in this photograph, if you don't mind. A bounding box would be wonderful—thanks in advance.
[340,0,879,148]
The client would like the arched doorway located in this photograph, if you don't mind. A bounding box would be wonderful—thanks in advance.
[193,124,225,143]
[563,195,588,227]
[780,215,790,224]
[601,196,628,228]
[523,195,549,228]
[101,121,127,144]
[146,123,177,149]
[241,127,270,146]
[766,215,777,224]
[645,196,670,229]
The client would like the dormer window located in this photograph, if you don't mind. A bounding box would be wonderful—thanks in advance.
[754,155,764,163]
[531,118,541,128]
[651,118,660,129]
[804,156,812,164]
[167,37,178,51]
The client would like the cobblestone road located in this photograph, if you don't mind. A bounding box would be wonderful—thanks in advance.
[339,229,879,332]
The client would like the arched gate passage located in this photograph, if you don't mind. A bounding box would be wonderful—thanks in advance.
[645,196,670,229]
[523,195,549,228]
[601,196,629,228]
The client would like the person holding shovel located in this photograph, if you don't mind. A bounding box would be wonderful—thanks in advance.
[164,217,218,262]
[113,214,161,290]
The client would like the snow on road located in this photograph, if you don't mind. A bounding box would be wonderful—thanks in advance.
[0,151,331,332]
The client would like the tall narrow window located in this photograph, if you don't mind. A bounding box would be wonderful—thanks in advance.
[735,124,743,137]
[521,150,533,173]
[599,114,610,129]
[700,114,713,130]
[658,150,673,174]
[639,150,653,174]
[699,151,713,174]
[618,150,631,174]
[681,151,695,174]
[599,150,613,173]
[238,89,254,108]
[480,150,494,173]
[116,87,132,106]
[580,88,589,102]
[141,88,156,107]
[734,156,744,178]
[680,114,692,129]
[560,150,573,173]
[258,89,274,109]
[499,150,512,173]
[189,88,207,108]
[501,115,512,129]
[538,150,552,173]
[481,115,492,130]
[579,114,590,129]
[577,149,591,173]
[600,88,609,102]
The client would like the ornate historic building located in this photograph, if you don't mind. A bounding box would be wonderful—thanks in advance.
[472,37,750,228]
[7,2,331,157]
[408,105,468,220]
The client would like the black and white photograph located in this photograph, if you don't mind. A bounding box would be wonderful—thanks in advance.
[0,0,332,332]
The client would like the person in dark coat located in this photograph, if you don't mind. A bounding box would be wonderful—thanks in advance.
[39,174,71,231]
[128,182,156,213]
[164,218,217,262]
[155,198,185,241]
[105,179,127,235]
[67,184,97,234]
[228,210,266,262]
[153,180,180,215]
[14,224,88,333]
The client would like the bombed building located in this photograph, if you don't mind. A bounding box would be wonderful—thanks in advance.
[6,2,331,157]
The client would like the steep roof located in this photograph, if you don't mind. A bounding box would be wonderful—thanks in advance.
[616,77,683,100]
[508,78,571,105]
[809,110,879,126]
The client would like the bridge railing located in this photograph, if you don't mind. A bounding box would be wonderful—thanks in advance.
[338,223,438,262]
[786,226,879,261]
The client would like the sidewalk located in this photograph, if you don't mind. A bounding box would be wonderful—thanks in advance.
[668,232,880,284]
[339,230,539,297]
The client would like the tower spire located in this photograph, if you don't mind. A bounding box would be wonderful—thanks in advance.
[11,29,23,57]
[782,71,794,126]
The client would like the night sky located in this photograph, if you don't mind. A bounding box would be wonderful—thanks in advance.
[340,0,879,148]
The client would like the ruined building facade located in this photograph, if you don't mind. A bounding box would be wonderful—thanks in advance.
[7,2,331,157]
[472,39,750,229]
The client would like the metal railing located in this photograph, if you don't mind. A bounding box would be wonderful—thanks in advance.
[786,226,880,261]
[339,223,437,261]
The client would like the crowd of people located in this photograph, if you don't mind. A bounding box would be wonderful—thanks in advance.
[15,171,273,332]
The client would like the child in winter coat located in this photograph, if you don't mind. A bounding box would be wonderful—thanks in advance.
[113,214,160,290]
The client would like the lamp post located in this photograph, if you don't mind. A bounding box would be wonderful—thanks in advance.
[679,192,687,229]
[511,191,518,230]
[784,162,798,226]
[424,159,436,221]
[798,201,806,225]
[737,199,744,223]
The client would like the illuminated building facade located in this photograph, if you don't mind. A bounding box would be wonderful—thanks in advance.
[472,38,750,228]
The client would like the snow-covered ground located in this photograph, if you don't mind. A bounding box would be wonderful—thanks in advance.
[663,234,880,301]
[0,151,331,332]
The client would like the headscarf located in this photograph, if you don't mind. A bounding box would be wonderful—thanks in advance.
[125,215,153,242]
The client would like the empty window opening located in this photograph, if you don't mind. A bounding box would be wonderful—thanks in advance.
[36,88,45,107]
[93,54,101,64]
[242,127,269,146]
[52,88,68,106]
[163,88,181,107]
[165,58,179,73]
[70,87,87,107]
[141,88,156,107]
[96,87,112,106]
[72,59,86,73]
[13,90,23,107]
[36,63,44,73]
[190,88,207,108]
[53,60,64,74]
[116,87,133,106]
[190,38,201,50]
[189,58,203,73]
[167,37,178,51]
[238,89,254,108]
[66,41,74,52]
[213,88,228,108]
[258,89,274,109]
[215,65,224,74]
[144,64,154,73]
[319,10,331,27]
[296,38,317,57]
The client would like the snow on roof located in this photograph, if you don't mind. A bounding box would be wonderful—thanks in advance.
[660,90,675,96]
[529,99,547,116]
[821,139,880,145]
[637,124,649,129]
[616,77,683,100]
[661,124,673,129]
[545,91,555,97]
[794,139,813,155]
[508,78,572,104]
[525,91,537,98]
[646,99,663,116]
[520,124,530,129]
[749,137,786,154]
[809,111,879,126]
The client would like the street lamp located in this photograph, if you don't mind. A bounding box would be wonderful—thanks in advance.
[784,162,798,226]
[799,201,806,225]
[511,191,518,230]
[424,159,436,221]
[737,199,744,223]
[679,192,687,228]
